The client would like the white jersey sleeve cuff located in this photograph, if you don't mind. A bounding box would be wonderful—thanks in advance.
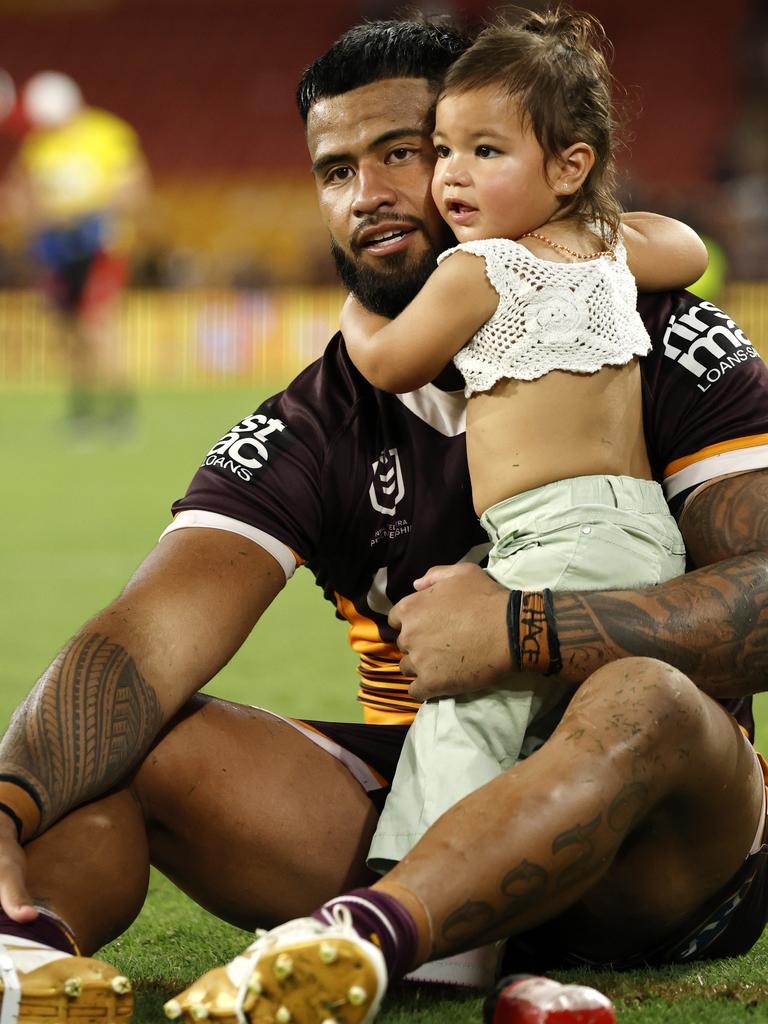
[160,510,298,580]
[663,444,768,502]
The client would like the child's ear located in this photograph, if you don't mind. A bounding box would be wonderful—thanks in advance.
[550,142,595,196]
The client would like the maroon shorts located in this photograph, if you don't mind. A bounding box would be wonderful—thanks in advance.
[302,718,408,812]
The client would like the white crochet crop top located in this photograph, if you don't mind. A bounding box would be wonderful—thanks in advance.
[436,235,652,397]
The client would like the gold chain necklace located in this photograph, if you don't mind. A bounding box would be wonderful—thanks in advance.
[519,230,616,262]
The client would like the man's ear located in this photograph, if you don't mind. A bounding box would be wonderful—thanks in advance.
[549,142,596,196]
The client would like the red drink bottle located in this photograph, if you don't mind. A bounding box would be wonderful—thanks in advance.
[484,975,617,1024]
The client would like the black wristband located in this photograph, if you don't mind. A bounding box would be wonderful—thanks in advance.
[541,588,563,677]
[507,590,523,672]
[0,804,23,842]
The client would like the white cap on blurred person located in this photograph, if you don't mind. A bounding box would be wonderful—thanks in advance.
[23,71,83,128]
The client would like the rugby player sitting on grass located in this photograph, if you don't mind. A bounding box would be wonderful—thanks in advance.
[0,15,767,1024]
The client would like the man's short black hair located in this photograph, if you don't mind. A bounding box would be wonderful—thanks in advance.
[296,17,471,124]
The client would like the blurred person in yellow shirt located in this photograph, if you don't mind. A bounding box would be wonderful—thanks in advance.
[5,71,150,434]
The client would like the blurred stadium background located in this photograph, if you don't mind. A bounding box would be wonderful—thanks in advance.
[2,5,768,1018]
[0,0,767,389]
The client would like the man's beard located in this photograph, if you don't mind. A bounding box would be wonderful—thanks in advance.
[331,234,443,319]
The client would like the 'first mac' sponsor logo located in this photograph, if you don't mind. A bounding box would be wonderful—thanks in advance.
[203,413,288,482]
[663,299,760,392]
[370,448,405,515]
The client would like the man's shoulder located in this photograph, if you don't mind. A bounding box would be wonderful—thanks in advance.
[274,333,466,439]
[269,332,379,435]
[281,332,363,400]
[638,289,768,509]
[639,289,768,394]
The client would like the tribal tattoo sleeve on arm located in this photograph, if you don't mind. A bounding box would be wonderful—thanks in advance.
[551,471,768,699]
[0,633,163,835]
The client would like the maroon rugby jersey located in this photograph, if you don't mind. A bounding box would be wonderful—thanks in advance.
[169,290,768,730]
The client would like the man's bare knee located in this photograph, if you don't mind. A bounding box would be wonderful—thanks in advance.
[566,656,705,730]
[555,657,711,787]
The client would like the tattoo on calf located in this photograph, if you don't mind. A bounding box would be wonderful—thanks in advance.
[553,813,602,890]
[438,778,656,951]
[1,634,162,832]
[438,860,550,952]
[500,858,549,908]
[440,900,496,946]
[607,781,649,833]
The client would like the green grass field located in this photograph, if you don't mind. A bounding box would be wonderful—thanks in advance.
[2,387,768,1023]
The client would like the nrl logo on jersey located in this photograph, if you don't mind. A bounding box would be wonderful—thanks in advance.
[202,412,288,482]
[662,299,760,392]
[370,448,405,515]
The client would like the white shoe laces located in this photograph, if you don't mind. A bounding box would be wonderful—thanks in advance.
[233,905,355,1024]
[0,943,21,1024]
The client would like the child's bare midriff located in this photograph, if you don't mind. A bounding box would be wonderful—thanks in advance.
[466,360,652,516]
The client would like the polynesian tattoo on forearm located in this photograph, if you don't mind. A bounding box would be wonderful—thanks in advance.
[551,472,768,696]
[0,633,163,832]
[436,781,650,954]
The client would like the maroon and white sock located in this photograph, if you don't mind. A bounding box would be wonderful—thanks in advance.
[0,908,78,955]
[313,888,418,981]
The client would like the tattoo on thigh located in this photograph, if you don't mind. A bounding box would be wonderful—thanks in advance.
[552,813,602,890]
[2,634,162,830]
[607,781,649,833]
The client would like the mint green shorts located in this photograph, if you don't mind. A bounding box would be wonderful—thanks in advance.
[481,473,686,590]
[368,475,686,872]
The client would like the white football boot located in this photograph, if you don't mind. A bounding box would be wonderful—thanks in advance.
[165,905,387,1024]
[0,935,132,1023]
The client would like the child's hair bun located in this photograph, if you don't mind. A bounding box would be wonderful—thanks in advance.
[519,6,609,58]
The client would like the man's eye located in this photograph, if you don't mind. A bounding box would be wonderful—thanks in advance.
[434,145,450,158]
[326,166,353,183]
[388,147,414,162]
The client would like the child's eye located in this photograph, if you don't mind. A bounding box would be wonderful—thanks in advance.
[434,145,450,158]
[476,145,499,158]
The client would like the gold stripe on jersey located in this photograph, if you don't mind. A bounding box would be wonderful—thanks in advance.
[333,592,397,653]
[288,546,305,566]
[334,592,419,725]
[664,433,768,478]
[363,705,419,726]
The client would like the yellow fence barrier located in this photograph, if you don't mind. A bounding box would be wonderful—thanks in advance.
[1,283,767,387]
[0,287,345,387]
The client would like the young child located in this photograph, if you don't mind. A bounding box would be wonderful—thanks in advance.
[339,9,707,870]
